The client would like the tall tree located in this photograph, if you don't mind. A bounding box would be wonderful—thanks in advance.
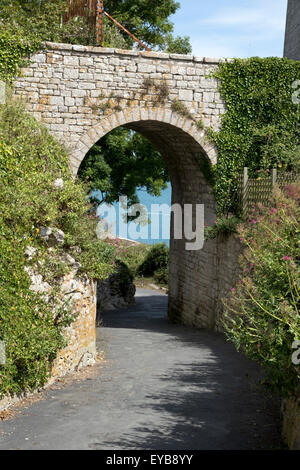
[104,0,192,53]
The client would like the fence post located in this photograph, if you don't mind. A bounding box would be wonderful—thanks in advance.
[96,0,104,45]
[242,167,248,216]
[272,168,277,187]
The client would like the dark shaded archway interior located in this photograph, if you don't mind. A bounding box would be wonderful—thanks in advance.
[81,119,218,329]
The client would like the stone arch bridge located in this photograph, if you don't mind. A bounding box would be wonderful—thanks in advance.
[14,42,240,330]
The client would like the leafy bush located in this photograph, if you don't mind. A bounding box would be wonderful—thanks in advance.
[116,242,152,277]
[114,260,134,297]
[223,184,300,398]
[138,243,169,277]
[0,97,116,398]
[154,267,169,286]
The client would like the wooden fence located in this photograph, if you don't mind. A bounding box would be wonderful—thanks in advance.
[237,168,299,216]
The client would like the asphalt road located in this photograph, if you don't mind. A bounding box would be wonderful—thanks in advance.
[0,289,283,450]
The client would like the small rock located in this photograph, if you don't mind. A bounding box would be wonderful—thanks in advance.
[63,253,81,271]
[25,268,51,293]
[53,178,64,189]
[24,246,37,260]
[61,278,82,294]
[40,227,65,246]
[51,229,65,245]
[77,352,96,370]
[40,227,52,241]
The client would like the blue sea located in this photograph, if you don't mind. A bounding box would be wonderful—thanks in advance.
[96,183,171,246]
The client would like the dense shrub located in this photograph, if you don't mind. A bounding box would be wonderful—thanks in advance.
[114,260,134,297]
[223,184,300,398]
[153,267,169,286]
[138,243,169,277]
[115,242,169,286]
[117,242,150,277]
[0,97,117,398]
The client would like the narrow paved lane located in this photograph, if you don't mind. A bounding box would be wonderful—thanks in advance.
[0,289,283,450]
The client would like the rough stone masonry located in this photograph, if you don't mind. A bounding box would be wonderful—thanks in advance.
[14,42,238,332]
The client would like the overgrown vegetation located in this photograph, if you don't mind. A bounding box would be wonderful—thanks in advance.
[0,0,181,399]
[205,214,240,240]
[0,0,192,54]
[78,127,169,210]
[137,243,169,279]
[171,99,194,120]
[223,184,300,399]
[113,241,169,287]
[0,96,117,398]
[207,58,300,216]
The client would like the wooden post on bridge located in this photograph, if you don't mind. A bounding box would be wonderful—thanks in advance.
[242,167,249,216]
[96,0,104,46]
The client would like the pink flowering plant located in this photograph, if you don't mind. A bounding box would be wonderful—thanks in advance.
[223,183,300,398]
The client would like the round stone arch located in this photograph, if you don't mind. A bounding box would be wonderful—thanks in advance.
[72,106,218,329]
[70,107,217,174]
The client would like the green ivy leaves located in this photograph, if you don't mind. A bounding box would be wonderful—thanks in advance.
[210,57,300,215]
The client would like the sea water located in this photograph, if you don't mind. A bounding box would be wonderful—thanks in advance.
[96,183,171,246]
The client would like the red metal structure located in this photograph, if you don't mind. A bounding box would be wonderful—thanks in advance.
[65,0,150,50]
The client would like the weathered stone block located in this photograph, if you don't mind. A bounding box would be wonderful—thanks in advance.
[64,68,79,79]
[179,89,193,101]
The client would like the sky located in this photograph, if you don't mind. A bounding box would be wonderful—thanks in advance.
[171,0,288,58]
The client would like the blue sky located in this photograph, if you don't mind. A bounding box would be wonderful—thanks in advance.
[171,0,288,58]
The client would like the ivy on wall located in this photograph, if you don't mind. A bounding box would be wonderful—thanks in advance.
[208,57,300,215]
[0,25,41,83]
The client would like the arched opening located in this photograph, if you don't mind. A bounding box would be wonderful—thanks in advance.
[74,108,218,329]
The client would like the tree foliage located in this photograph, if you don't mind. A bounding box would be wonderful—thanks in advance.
[78,127,169,208]
[0,0,191,53]
[96,0,191,52]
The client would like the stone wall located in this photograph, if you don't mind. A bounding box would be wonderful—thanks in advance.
[96,261,136,321]
[51,271,97,378]
[214,234,243,332]
[282,398,300,450]
[0,265,97,412]
[284,0,300,61]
